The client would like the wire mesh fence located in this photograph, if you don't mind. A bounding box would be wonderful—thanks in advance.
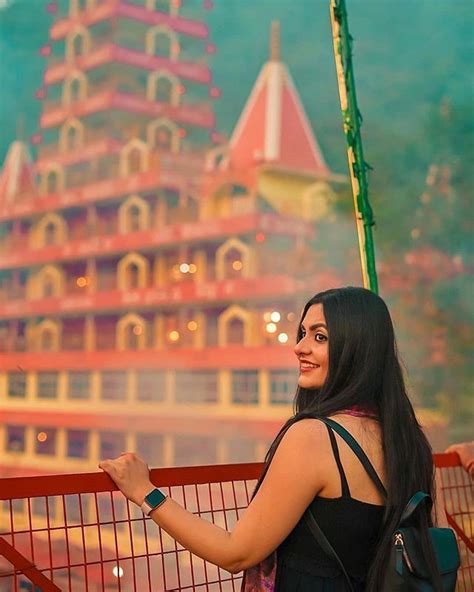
[0,463,261,592]
[434,452,474,591]
[0,455,472,591]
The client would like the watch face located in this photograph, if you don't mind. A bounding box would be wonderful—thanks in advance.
[145,488,166,508]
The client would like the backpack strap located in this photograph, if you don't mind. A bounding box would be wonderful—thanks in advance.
[399,491,432,526]
[303,510,355,592]
[320,417,387,498]
[300,416,387,592]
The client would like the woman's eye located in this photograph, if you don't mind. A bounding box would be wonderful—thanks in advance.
[315,333,327,342]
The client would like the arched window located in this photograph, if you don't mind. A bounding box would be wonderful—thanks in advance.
[224,247,244,278]
[44,222,58,246]
[34,213,67,248]
[120,140,149,176]
[46,170,59,194]
[218,306,251,346]
[147,118,179,153]
[35,265,64,299]
[154,0,171,13]
[117,253,149,291]
[66,27,90,62]
[70,78,83,103]
[73,34,85,58]
[155,126,173,150]
[41,329,55,352]
[127,264,140,290]
[117,314,147,351]
[128,148,142,174]
[155,77,173,103]
[128,205,142,232]
[64,124,81,151]
[146,26,179,60]
[125,324,140,350]
[43,275,55,299]
[118,196,150,234]
[227,317,244,345]
[216,238,251,280]
[152,32,172,57]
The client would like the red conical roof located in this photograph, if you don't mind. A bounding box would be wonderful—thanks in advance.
[0,141,36,209]
[226,23,329,177]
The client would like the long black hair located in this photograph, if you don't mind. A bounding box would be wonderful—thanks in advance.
[254,287,441,591]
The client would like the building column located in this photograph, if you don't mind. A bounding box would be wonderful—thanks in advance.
[56,428,67,462]
[25,426,35,456]
[193,311,206,349]
[154,314,164,349]
[90,371,101,403]
[218,370,232,408]
[57,371,68,404]
[258,370,270,409]
[86,258,97,294]
[84,315,96,351]
[154,254,167,287]
[0,372,7,401]
[125,431,136,453]
[27,372,37,402]
[89,429,100,465]
[193,249,207,282]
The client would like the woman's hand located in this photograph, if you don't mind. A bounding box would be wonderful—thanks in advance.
[99,452,154,506]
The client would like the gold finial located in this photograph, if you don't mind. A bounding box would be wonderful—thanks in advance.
[270,21,280,62]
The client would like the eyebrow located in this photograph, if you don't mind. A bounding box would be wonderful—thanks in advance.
[301,322,327,331]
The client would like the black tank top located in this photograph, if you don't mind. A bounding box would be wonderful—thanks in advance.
[278,423,385,582]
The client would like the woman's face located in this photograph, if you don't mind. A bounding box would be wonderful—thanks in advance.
[294,303,329,389]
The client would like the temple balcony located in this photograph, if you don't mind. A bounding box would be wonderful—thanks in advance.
[40,88,215,130]
[0,213,313,270]
[0,344,296,371]
[0,274,309,319]
[50,0,209,42]
[45,43,212,86]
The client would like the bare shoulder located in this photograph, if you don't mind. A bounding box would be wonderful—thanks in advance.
[276,418,335,472]
[328,413,383,441]
[282,417,334,450]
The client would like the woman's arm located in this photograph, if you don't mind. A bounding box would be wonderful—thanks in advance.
[99,419,329,574]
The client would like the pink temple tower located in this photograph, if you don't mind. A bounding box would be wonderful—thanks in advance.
[0,5,340,479]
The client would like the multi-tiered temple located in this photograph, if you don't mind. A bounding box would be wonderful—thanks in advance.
[0,1,340,479]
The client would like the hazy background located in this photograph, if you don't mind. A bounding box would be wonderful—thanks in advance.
[1,0,473,440]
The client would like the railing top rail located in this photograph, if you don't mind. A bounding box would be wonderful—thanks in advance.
[433,451,461,468]
[0,462,264,500]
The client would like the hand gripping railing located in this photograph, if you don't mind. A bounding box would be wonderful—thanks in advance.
[0,455,472,591]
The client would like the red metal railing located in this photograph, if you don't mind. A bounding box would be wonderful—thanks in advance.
[0,455,472,591]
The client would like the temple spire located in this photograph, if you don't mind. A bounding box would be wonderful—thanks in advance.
[270,21,280,62]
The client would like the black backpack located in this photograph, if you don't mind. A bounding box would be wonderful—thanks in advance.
[303,417,460,592]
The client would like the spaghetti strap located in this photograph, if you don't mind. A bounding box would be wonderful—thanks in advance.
[325,424,351,498]
[322,417,387,498]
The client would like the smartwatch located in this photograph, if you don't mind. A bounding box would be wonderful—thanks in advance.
[140,488,168,516]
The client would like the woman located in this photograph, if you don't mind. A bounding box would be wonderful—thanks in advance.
[99,287,447,591]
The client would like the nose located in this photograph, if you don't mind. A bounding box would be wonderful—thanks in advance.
[294,335,311,357]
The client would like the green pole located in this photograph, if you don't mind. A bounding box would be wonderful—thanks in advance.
[330,0,379,294]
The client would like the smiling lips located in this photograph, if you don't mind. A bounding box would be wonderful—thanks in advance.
[299,361,320,372]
